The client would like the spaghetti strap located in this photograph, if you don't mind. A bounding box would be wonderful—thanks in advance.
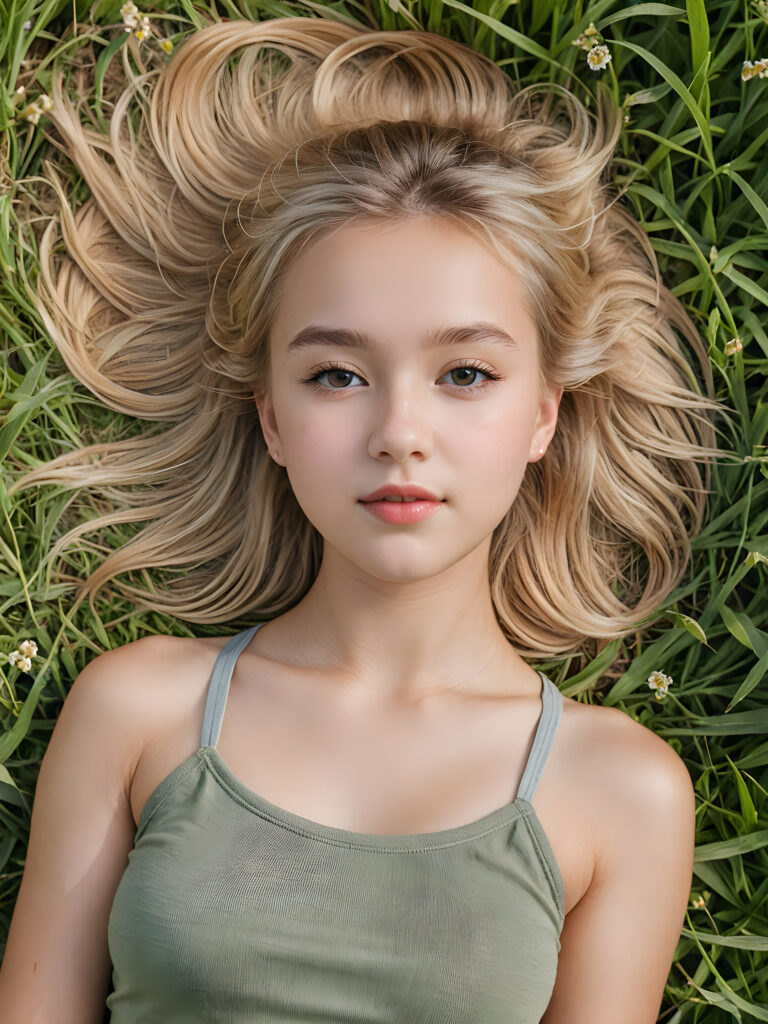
[201,623,266,748]
[515,672,563,804]
[201,627,562,803]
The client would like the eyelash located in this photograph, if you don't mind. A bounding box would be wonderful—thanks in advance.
[299,360,502,394]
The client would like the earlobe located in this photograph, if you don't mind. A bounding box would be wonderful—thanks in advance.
[529,387,562,461]
[255,392,284,466]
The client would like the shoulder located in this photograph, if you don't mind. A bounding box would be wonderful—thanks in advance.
[70,632,219,703]
[74,631,231,689]
[540,700,696,1022]
[67,632,233,761]
[571,700,695,869]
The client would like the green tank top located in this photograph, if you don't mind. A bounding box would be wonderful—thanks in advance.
[106,623,565,1022]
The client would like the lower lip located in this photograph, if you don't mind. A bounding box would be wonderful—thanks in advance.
[359,499,445,524]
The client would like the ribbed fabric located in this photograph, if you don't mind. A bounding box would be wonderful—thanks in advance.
[106,624,565,1023]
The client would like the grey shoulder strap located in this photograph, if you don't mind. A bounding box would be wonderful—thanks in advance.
[515,672,563,803]
[201,623,266,748]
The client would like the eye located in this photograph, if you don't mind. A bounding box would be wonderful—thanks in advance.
[300,360,502,392]
[441,362,502,390]
[300,362,365,391]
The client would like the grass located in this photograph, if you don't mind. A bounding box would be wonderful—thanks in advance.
[1,0,768,1020]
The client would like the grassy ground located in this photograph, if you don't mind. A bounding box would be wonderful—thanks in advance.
[1,0,768,1019]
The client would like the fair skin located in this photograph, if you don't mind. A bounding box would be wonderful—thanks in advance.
[0,216,695,1024]
[255,214,561,705]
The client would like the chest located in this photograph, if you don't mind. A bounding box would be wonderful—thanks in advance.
[129,664,595,917]
[111,774,563,1023]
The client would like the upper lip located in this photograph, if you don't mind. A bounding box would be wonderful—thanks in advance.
[360,484,443,502]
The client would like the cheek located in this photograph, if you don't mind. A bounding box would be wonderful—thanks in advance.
[454,412,531,472]
[281,409,357,488]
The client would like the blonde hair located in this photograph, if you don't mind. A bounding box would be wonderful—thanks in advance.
[12,16,731,658]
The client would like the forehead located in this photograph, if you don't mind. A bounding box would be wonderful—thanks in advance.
[271,217,538,355]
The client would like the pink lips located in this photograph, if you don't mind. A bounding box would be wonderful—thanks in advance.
[359,483,442,502]
[358,497,445,525]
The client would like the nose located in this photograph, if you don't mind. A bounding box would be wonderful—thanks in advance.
[366,378,435,462]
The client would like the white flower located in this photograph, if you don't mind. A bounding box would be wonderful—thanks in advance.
[23,19,32,29]
[121,2,140,28]
[587,44,612,71]
[742,58,768,80]
[5,640,38,667]
[647,670,673,700]
[573,22,600,51]
[724,337,743,355]
[20,104,42,124]
[134,16,152,41]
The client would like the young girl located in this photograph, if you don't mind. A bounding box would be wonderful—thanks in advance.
[1,14,728,1023]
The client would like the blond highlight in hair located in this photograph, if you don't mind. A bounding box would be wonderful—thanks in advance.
[12,17,729,657]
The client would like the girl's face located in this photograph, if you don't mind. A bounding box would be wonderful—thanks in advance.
[256,216,561,583]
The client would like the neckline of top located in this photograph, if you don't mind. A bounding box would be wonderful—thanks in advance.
[199,742,538,852]
[196,742,566,919]
[201,623,561,854]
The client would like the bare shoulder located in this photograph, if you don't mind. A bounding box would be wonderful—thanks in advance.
[564,696,695,864]
[70,632,233,778]
[77,632,231,710]
[0,631,231,1021]
[540,698,696,1023]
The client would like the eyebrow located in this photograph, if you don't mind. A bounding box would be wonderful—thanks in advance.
[285,321,519,354]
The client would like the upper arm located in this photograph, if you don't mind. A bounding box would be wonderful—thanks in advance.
[0,637,161,1024]
[541,710,696,1024]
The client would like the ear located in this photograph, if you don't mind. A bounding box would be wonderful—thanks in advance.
[252,384,284,466]
[529,386,563,462]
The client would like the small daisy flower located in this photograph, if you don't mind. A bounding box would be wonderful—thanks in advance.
[160,38,174,53]
[742,58,768,80]
[573,22,600,51]
[17,95,52,125]
[19,103,42,124]
[647,669,673,700]
[724,337,743,355]
[587,44,612,71]
[121,3,140,31]
[5,640,39,669]
[134,16,152,42]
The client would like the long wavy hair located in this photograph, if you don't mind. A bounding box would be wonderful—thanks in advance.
[11,16,730,658]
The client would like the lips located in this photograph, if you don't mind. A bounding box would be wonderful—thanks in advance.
[359,484,443,502]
